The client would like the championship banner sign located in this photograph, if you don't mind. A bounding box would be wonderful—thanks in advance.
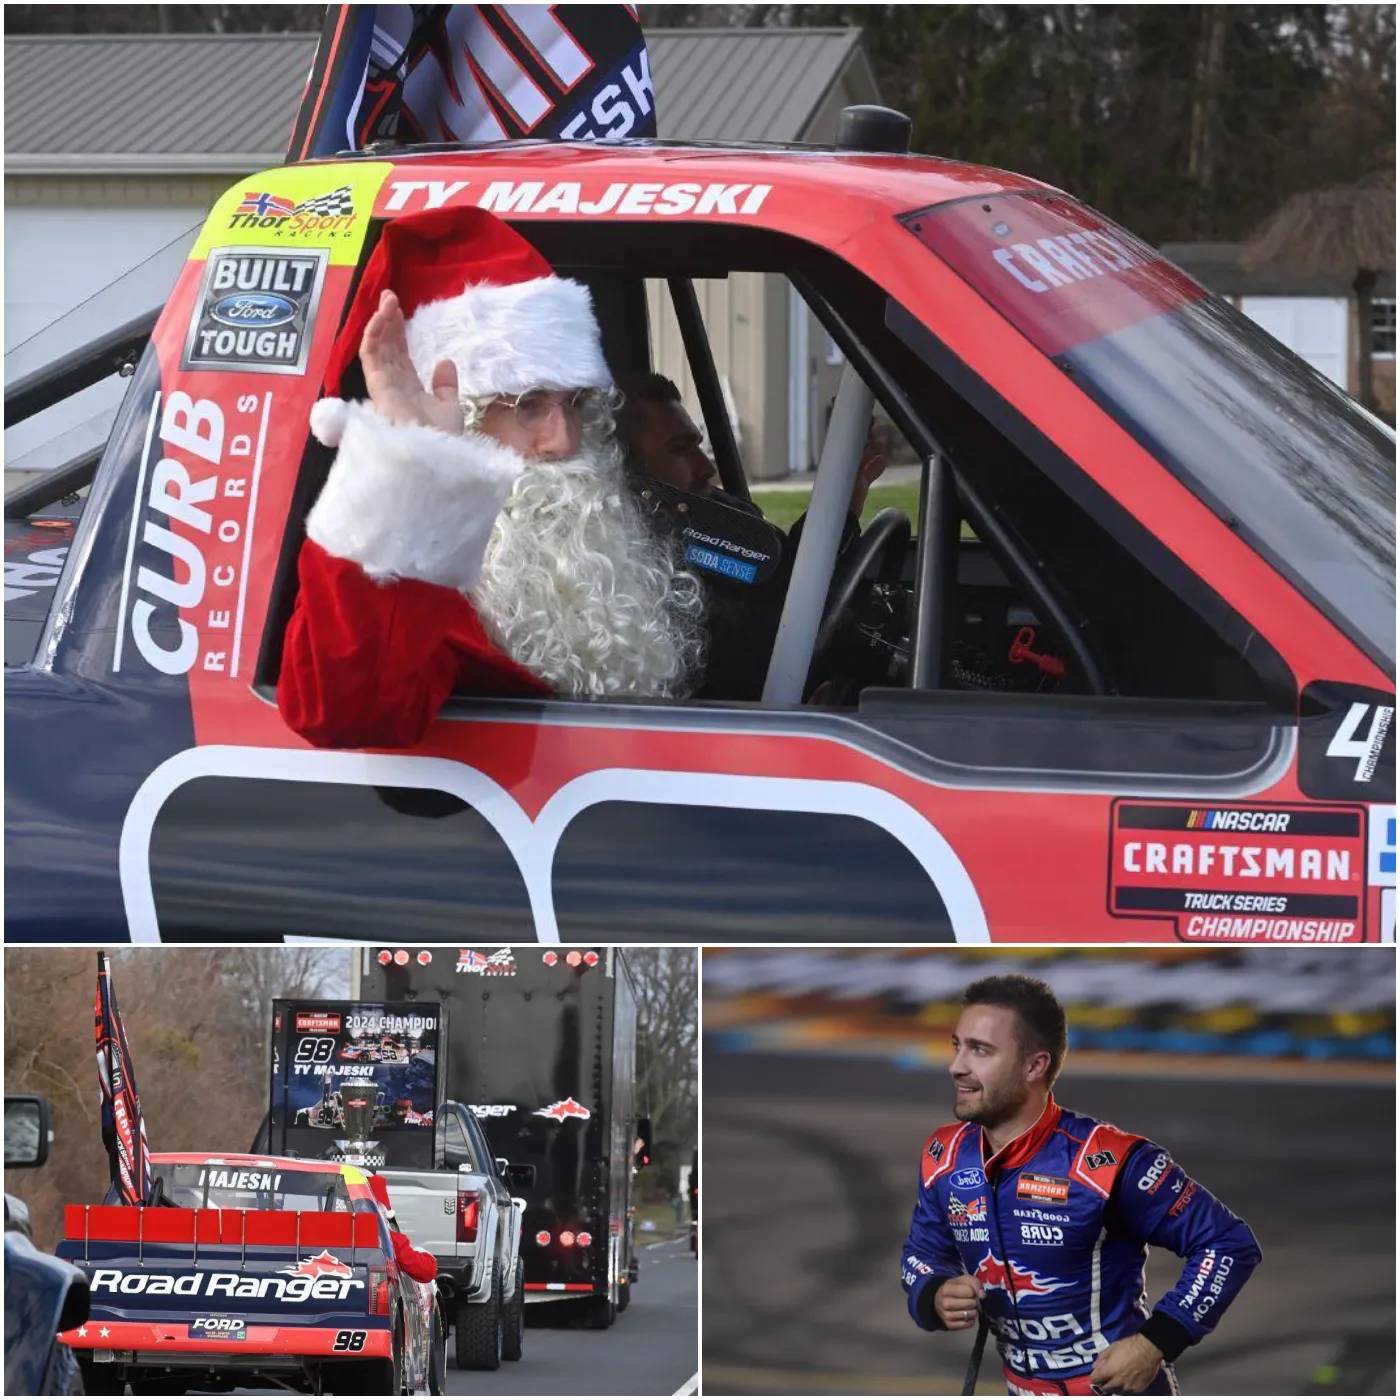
[288,4,656,160]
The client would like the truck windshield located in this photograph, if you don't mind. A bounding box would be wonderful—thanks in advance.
[158,1163,350,1212]
[905,192,1396,675]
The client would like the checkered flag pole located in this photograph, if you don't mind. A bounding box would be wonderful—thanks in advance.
[295,186,355,217]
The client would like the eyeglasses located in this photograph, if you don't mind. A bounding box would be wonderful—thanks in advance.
[472,387,599,431]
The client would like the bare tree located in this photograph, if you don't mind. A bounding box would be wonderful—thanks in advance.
[628,949,698,1196]
[4,948,340,1249]
[1243,178,1395,412]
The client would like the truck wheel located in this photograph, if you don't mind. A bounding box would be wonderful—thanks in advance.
[584,1290,617,1330]
[455,1263,504,1371]
[77,1358,123,1394]
[502,1263,525,1361]
[429,1296,448,1393]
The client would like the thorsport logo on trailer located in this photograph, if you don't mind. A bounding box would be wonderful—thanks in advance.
[457,949,517,975]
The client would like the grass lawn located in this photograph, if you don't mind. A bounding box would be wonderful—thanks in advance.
[750,479,923,533]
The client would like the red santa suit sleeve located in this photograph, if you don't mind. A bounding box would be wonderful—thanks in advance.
[277,399,551,749]
[390,1227,439,1284]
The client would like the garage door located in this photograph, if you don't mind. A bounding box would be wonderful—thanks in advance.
[1240,295,1349,389]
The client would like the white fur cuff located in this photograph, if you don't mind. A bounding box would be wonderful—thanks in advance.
[305,401,526,592]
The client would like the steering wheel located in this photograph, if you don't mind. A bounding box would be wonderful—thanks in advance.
[807,507,912,694]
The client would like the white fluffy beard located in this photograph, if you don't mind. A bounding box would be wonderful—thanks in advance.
[470,444,706,699]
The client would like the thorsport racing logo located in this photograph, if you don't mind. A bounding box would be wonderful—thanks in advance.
[182,249,327,375]
[228,187,357,238]
[457,949,517,975]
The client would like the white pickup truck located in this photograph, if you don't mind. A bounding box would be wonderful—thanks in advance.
[378,1100,532,1371]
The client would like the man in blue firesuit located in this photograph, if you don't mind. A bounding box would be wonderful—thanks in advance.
[902,975,1261,1395]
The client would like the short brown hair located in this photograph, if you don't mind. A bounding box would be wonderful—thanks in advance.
[961,974,1067,1084]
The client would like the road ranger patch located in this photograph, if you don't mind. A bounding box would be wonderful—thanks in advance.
[182,249,328,376]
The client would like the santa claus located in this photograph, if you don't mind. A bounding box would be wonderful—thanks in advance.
[278,206,706,749]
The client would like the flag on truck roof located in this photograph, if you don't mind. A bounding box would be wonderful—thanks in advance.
[287,4,656,161]
[95,951,153,1206]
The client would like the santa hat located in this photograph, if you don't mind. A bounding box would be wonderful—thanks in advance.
[310,205,611,448]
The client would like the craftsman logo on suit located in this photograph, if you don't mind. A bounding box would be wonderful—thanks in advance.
[1016,1173,1070,1204]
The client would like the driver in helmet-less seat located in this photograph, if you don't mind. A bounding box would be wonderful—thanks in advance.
[617,373,890,701]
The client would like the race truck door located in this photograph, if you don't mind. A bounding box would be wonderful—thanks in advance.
[17,147,1389,944]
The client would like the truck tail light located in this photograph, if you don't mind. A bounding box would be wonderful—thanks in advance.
[577,1231,592,1247]
[457,1191,480,1244]
[559,1230,575,1246]
[369,1267,389,1314]
[535,1230,551,1245]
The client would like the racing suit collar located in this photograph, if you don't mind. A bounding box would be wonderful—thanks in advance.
[981,1093,1060,1175]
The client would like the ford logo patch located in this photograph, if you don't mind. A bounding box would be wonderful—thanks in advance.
[951,1168,986,1189]
[210,293,296,328]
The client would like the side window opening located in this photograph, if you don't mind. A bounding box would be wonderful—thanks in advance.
[267,217,1287,718]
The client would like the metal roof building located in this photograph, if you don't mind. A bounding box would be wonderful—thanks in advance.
[5,28,875,169]
[5,28,879,480]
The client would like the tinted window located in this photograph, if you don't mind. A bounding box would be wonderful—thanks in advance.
[441,1111,475,1169]
[908,193,1395,673]
[552,802,951,940]
[160,1163,349,1212]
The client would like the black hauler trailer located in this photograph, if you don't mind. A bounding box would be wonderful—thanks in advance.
[357,947,644,1328]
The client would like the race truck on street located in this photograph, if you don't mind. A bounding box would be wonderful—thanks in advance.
[5,107,1394,943]
[264,998,530,1371]
[359,945,646,1329]
[55,1152,444,1395]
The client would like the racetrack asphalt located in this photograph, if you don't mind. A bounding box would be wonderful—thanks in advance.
[701,1047,1395,1396]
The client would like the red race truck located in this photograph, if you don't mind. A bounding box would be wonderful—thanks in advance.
[55,1154,443,1395]
[6,109,1394,943]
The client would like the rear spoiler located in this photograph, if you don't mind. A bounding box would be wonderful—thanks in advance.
[65,1204,379,1260]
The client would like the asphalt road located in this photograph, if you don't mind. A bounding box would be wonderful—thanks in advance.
[449,1236,698,1396]
[702,1047,1395,1396]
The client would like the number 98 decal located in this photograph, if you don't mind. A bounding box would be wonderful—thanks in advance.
[332,1330,367,1352]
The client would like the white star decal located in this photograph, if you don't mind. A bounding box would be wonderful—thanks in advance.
[76,1327,87,1338]
[99,1326,110,1339]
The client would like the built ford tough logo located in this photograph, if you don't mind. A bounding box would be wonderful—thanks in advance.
[182,249,328,376]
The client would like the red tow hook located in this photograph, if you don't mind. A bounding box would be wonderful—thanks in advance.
[1008,627,1066,679]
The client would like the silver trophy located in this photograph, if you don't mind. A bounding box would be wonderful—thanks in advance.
[332,1078,385,1166]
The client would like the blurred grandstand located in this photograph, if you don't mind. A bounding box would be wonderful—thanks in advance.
[704,948,1395,1065]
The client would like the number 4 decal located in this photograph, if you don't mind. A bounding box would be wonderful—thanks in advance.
[1326,703,1394,783]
